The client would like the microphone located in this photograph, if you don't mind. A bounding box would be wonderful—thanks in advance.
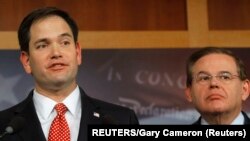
[0,116,25,139]
[102,114,117,124]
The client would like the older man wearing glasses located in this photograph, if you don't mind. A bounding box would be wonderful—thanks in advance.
[185,47,250,125]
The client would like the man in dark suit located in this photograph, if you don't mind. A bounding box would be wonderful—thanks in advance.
[185,47,250,125]
[0,7,139,141]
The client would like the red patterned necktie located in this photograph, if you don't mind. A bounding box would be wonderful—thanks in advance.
[48,103,70,141]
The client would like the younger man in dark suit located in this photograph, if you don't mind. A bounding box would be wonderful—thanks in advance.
[0,7,139,141]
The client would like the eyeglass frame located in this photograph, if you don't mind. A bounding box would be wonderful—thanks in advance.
[193,71,240,85]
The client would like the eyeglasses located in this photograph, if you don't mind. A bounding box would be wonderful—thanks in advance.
[193,72,240,85]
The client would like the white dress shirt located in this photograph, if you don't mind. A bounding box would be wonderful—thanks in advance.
[33,86,82,141]
[201,112,244,125]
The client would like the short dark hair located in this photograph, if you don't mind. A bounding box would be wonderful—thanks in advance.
[18,7,78,53]
[186,47,248,87]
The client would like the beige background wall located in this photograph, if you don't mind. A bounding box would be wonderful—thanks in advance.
[0,0,250,49]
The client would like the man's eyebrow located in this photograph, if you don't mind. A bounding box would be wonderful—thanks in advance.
[196,71,208,75]
[34,38,48,45]
[218,71,231,74]
[59,33,73,38]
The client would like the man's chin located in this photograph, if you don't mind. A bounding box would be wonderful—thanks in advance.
[206,108,226,115]
[46,80,68,88]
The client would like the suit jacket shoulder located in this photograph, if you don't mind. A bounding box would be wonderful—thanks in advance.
[0,91,46,141]
[75,88,140,141]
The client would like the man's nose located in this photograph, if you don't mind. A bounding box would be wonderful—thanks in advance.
[209,76,220,87]
[50,43,62,59]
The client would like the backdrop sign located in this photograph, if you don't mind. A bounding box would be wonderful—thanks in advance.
[0,48,249,124]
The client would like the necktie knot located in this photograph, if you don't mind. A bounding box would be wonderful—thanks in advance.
[55,103,67,116]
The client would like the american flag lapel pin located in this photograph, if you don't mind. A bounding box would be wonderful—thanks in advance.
[93,112,100,118]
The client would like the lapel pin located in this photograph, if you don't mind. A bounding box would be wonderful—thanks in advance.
[93,112,100,118]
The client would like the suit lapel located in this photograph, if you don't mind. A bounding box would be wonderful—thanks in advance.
[77,88,103,141]
[242,111,250,125]
[15,92,46,141]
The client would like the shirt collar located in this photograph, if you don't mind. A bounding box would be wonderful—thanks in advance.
[201,112,244,125]
[33,86,81,120]
[231,112,244,125]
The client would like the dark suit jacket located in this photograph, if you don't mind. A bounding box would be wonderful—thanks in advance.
[0,87,139,141]
[192,111,250,125]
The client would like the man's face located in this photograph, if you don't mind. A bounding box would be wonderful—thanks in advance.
[20,15,81,91]
[185,54,249,115]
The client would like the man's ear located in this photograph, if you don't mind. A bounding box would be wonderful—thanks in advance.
[20,51,32,74]
[242,79,250,101]
[185,87,193,102]
[76,42,82,65]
